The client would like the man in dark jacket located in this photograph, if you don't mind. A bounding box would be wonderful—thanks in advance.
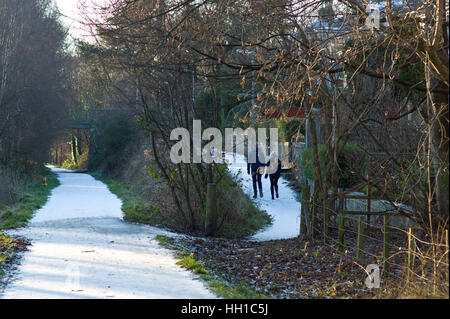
[265,152,282,200]
[247,146,266,198]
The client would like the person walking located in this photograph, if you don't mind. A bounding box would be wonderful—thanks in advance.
[265,152,282,200]
[247,146,266,199]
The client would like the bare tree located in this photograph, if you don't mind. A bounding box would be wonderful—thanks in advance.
[0,0,72,202]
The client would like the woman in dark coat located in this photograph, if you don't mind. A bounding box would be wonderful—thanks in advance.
[265,152,282,200]
[247,146,266,198]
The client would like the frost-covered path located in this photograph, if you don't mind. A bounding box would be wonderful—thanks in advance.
[226,154,301,241]
[1,167,215,299]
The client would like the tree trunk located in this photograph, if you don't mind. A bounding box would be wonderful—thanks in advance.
[430,80,449,218]
[71,134,78,165]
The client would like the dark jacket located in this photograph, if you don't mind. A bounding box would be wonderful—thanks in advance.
[265,159,282,178]
[247,148,267,173]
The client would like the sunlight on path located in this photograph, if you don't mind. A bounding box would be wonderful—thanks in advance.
[1,168,215,299]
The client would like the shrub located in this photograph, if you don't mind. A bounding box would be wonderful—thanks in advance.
[0,168,59,229]
[89,114,138,172]
[61,151,89,170]
[299,142,368,188]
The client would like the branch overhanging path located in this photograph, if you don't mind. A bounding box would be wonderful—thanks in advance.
[0,167,215,299]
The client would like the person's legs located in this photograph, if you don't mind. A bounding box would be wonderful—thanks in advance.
[274,175,280,198]
[257,173,263,197]
[269,175,276,199]
[251,172,258,198]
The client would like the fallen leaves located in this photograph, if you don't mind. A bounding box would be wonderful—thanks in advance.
[178,235,400,299]
[0,232,30,286]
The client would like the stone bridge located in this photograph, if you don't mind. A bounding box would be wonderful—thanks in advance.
[64,109,120,130]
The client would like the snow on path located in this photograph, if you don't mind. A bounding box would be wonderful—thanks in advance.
[1,167,215,299]
[225,153,301,241]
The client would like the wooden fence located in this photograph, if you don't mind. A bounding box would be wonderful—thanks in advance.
[300,184,414,276]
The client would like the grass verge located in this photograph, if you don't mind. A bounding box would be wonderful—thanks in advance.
[93,173,272,239]
[0,166,57,290]
[92,174,166,226]
[155,234,268,299]
[0,232,30,291]
[0,167,60,229]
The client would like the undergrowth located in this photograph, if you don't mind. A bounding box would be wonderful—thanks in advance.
[94,173,272,239]
[92,174,166,227]
[0,168,60,229]
[155,234,268,299]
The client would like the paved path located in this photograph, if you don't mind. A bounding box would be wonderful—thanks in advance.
[226,153,301,241]
[1,167,215,299]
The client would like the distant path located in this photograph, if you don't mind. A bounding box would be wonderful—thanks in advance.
[225,154,301,241]
[1,167,215,299]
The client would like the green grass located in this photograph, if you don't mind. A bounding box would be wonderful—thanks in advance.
[92,174,164,226]
[95,174,272,239]
[0,167,57,288]
[155,234,268,299]
[0,234,12,285]
[221,203,272,239]
[0,232,14,278]
[0,229,31,290]
[177,253,209,275]
[0,169,60,229]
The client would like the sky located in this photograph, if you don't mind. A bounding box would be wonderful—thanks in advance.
[55,0,84,38]
[55,0,108,40]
